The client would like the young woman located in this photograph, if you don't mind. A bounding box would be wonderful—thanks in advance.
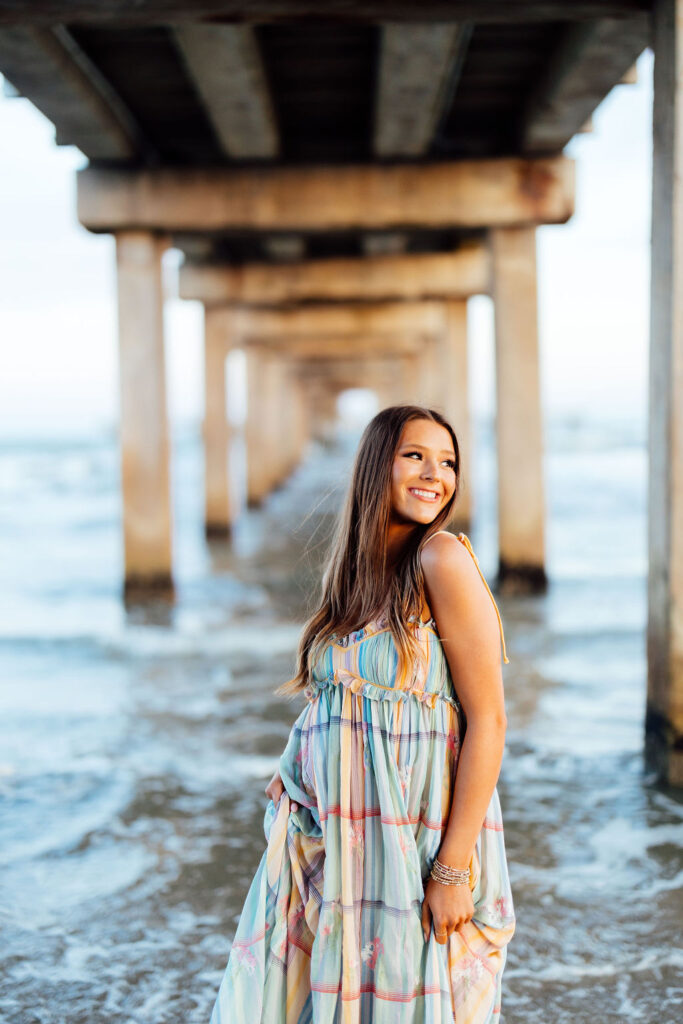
[209,405,515,1024]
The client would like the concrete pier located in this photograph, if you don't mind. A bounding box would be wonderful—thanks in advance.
[202,306,234,538]
[490,226,548,593]
[115,231,173,597]
[438,299,472,530]
[2,4,669,780]
[179,246,491,305]
[647,0,683,786]
[245,345,268,507]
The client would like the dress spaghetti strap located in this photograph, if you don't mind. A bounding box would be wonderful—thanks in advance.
[424,529,510,664]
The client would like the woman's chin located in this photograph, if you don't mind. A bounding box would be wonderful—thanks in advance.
[406,504,441,524]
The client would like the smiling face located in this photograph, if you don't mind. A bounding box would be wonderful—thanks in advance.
[389,418,457,527]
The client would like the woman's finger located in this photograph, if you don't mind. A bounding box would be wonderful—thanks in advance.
[421,900,431,943]
[264,770,299,811]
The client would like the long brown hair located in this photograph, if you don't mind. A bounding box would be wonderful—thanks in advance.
[275,404,461,698]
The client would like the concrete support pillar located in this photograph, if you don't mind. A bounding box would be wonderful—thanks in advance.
[246,347,309,505]
[115,230,173,597]
[307,380,340,443]
[437,300,472,530]
[490,226,547,593]
[374,379,395,410]
[395,353,419,405]
[245,345,268,506]
[290,372,310,469]
[281,363,308,477]
[262,352,287,492]
[415,335,441,408]
[203,307,235,537]
[647,0,683,786]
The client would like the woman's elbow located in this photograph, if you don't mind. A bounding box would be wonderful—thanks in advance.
[466,708,508,735]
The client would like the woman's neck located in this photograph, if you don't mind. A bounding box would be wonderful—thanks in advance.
[385,521,418,570]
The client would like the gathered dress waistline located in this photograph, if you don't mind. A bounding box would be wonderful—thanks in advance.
[305,667,461,712]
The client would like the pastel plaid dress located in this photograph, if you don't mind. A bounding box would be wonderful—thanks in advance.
[210,533,515,1024]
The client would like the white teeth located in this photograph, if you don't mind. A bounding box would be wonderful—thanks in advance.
[409,488,438,500]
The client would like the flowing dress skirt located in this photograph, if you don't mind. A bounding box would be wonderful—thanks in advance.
[209,665,515,1024]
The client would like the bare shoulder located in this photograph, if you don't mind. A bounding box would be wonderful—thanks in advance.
[420,532,479,591]
[421,532,508,667]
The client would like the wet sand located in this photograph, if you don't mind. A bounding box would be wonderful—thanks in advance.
[1,420,681,1023]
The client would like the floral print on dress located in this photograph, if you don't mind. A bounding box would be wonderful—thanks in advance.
[360,936,384,969]
[349,820,364,852]
[451,954,486,1001]
[398,762,413,801]
[233,944,258,976]
[398,830,410,858]
[486,896,512,926]
[446,729,460,758]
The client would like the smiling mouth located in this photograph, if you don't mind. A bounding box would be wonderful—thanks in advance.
[408,487,440,503]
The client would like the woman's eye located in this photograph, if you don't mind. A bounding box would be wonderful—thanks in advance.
[443,459,456,469]
[404,451,421,459]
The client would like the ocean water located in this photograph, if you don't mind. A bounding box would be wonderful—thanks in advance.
[0,413,681,1023]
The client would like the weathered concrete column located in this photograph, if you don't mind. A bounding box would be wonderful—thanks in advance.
[490,226,547,593]
[415,335,441,408]
[306,379,340,443]
[245,345,269,506]
[373,378,395,410]
[115,230,173,597]
[272,360,290,483]
[282,363,309,478]
[397,353,420,405]
[203,306,235,537]
[246,347,292,502]
[647,0,683,786]
[290,373,310,469]
[263,352,287,492]
[437,300,472,530]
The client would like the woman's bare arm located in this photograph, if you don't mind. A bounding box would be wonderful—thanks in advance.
[421,532,508,868]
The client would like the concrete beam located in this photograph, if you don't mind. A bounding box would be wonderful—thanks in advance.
[0,4,651,28]
[77,157,575,234]
[261,334,423,359]
[179,245,490,306]
[0,25,150,160]
[173,24,279,159]
[293,356,406,408]
[620,61,639,83]
[294,353,406,378]
[520,14,649,154]
[233,301,448,342]
[362,232,407,256]
[374,22,470,157]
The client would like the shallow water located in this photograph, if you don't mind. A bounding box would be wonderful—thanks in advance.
[1,417,681,1023]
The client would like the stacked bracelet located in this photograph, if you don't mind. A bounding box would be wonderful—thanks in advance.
[429,857,470,886]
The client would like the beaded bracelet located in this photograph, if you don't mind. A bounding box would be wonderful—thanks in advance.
[429,857,471,886]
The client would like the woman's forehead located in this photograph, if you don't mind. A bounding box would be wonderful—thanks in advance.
[398,420,453,450]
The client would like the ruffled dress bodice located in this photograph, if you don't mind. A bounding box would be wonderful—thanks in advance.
[305,616,463,714]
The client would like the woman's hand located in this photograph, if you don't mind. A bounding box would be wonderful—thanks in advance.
[421,877,474,944]
[264,769,298,812]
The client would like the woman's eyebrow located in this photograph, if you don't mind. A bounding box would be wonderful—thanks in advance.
[400,441,455,456]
